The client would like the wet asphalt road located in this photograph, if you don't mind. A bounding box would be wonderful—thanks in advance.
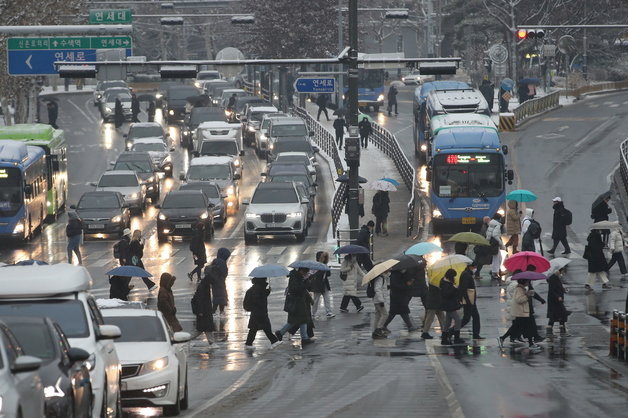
[1,87,628,417]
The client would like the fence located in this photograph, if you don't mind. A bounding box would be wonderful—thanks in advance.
[564,80,628,99]
[370,124,420,237]
[610,310,627,361]
[513,90,560,125]
[619,138,628,198]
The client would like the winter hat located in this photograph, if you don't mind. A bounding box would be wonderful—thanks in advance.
[216,247,231,261]
[367,220,375,227]
[122,228,132,236]
[552,196,562,202]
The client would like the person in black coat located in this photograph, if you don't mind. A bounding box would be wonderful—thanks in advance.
[109,275,131,300]
[372,191,390,236]
[591,196,612,243]
[188,224,207,281]
[547,197,571,255]
[517,81,529,104]
[116,228,132,266]
[333,116,346,149]
[498,86,509,112]
[129,229,156,291]
[358,117,372,148]
[114,97,124,129]
[387,85,398,116]
[66,212,83,265]
[275,268,313,343]
[47,101,59,129]
[546,269,570,334]
[316,94,329,121]
[421,283,445,339]
[479,79,494,112]
[382,269,417,332]
[309,251,334,317]
[440,269,463,345]
[131,93,140,122]
[244,277,280,349]
[459,263,483,339]
[207,247,231,315]
[355,221,374,271]
[584,230,611,289]
[191,270,216,347]
[147,100,156,122]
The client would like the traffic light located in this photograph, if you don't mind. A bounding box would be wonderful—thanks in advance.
[517,29,527,40]
[516,28,545,40]
[58,65,97,79]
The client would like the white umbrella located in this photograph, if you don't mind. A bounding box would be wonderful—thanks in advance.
[544,257,572,275]
[369,179,397,192]
[390,80,404,88]
[590,221,620,230]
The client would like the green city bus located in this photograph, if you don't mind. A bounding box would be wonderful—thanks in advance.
[0,124,68,220]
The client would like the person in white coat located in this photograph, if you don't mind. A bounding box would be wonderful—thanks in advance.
[486,213,506,280]
[339,254,364,313]
[606,222,627,277]
[371,274,389,339]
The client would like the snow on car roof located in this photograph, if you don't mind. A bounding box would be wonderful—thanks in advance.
[129,122,162,128]
[131,137,167,144]
[190,156,234,166]
[197,121,233,129]
[0,264,92,298]
[249,106,278,113]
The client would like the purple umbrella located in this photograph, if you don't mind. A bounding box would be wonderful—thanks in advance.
[511,271,546,281]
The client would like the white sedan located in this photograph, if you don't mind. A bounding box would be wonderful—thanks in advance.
[101,306,191,416]
[402,70,423,85]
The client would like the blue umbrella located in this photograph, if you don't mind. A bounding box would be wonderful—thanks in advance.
[379,177,400,187]
[248,264,290,278]
[500,78,515,91]
[106,266,152,277]
[13,259,48,266]
[336,174,367,183]
[288,260,330,271]
[405,242,443,256]
[506,189,537,202]
[334,245,369,255]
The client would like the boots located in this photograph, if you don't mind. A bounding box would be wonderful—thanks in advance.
[559,325,571,336]
[372,328,387,339]
[453,330,466,345]
[441,330,451,345]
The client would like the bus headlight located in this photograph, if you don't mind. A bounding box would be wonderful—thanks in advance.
[12,221,24,234]
[432,209,442,218]
[168,109,174,116]
[497,208,505,216]
[377,94,385,102]
[420,144,427,151]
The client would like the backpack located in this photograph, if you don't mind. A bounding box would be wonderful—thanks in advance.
[113,240,122,259]
[527,219,542,239]
[243,289,254,312]
[366,280,376,298]
[563,209,573,226]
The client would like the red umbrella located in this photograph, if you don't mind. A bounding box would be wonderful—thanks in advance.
[504,251,550,273]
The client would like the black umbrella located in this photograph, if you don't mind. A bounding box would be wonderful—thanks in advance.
[186,94,210,107]
[137,93,155,102]
[336,173,367,183]
[390,255,421,271]
[591,190,612,209]
[333,107,347,117]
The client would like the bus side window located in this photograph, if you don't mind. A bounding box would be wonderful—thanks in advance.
[51,155,60,172]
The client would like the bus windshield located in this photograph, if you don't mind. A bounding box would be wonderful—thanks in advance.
[433,153,503,198]
[0,167,22,217]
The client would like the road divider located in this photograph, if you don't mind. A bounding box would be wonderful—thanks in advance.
[513,90,560,126]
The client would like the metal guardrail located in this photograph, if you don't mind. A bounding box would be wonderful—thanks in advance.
[564,80,628,98]
[619,138,628,198]
[291,106,346,237]
[513,90,560,124]
[370,124,420,237]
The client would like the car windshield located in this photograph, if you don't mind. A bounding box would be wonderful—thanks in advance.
[114,160,153,173]
[98,174,138,187]
[250,112,270,122]
[200,141,238,156]
[180,185,220,198]
[252,187,298,204]
[128,126,163,139]
[162,193,206,209]
[169,87,199,100]
[236,100,264,112]
[191,110,223,125]
[102,81,126,90]
[0,300,89,338]
[198,72,220,80]
[0,167,23,217]
[187,164,230,180]
[271,175,309,186]
[271,124,307,137]
[357,69,384,89]
[133,143,166,153]
[274,142,312,154]
[276,155,308,165]
[433,153,504,198]
[78,194,120,209]
[10,322,56,360]
[106,92,131,102]
[103,316,166,342]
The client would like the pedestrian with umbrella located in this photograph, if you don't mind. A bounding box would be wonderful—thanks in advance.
[358,116,372,148]
[372,189,391,236]
[109,275,131,301]
[584,229,611,290]
[521,208,543,253]
[505,200,522,253]
[356,221,375,271]
[243,272,282,350]
[473,218,492,278]
[129,230,157,292]
[158,273,182,332]
[114,97,124,129]
[339,254,365,313]
[448,231,490,278]
[382,266,419,332]
[440,269,463,345]
[606,222,627,278]
[275,267,314,344]
[591,192,612,244]
[546,267,570,336]
[498,274,543,353]
[459,262,483,339]
[309,251,335,318]
[370,271,389,339]
[547,197,572,256]
[131,93,141,122]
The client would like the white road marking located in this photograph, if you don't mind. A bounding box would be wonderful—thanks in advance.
[536,133,565,140]
[266,246,286,255]
[558,125,569,132]
[89,259,111,268]
[610,104,620,108]
[574,116,617,147]
[67,99,97,124]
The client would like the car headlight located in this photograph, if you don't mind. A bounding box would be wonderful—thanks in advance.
[105,106,112,113]
[194,81,201,88]
[246,212,259,219]
[200,212,209,220]
[225,110,232,116]
[402,77,406,82]
[85,353,96,371]
[432,208,442,218]
[226,186,235,195]
[269,144,274,150]
[126,141,132,149]
[156,93,163,99]
[497,208,506,216]
[127,193,138,199]
[111,215,122,223]
[158,213,167,221]
[287,212,302,218]
[233,159,240,167]
[13,221,24,234]
[140,357,168,376]
[248,125,256,132]
[420,144,427,151]
[168,109,174,115]
[260,134,267,141]
[213,99,219,104]
[377,94,385,102]
[183,130,190,135]
[44,377,65,398]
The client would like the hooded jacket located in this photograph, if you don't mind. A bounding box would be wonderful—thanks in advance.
[551,201,569,239]
[486,219,505,249]
[608,223,624,254]
[340,256,363,297]
[246,278,273,330]
[521,208,535,236]
[505,200,521,235]
[207,248,231,306]
[158,273,182,332]
[521,208,540,252]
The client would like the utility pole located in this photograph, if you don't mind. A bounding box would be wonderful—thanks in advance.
[346,0,360,243]
[337,0,344,107]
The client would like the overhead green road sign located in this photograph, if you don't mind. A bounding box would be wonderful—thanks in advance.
[8,36,132,50]
[89,9,132,24]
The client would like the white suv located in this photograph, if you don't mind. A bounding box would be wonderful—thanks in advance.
[243,182,309,244]
[100,306,191,416]
[0,264,122,418]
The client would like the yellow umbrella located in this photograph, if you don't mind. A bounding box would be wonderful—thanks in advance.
[361,259,399,285]
[427,254,473,286]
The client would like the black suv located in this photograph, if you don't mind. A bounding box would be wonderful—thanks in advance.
[112,152,160,202]
[162,84,200,124]
[156,190,215,242]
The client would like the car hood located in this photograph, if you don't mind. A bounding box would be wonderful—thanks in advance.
[114,342,170,364]
[187,179,231,189]
[96,186,140,195]
[167,99,188,107]
[160,207,207,218]
[147,151,168,161]
[134,171,153,180]
[247,202,302,213]
[76,208,120,219]
[207,197,223,206]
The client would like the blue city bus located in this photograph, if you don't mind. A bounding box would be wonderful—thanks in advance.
[427,127,513,233]
[413,80,469,163]
[0,140,48,240]
[342,68,385,112]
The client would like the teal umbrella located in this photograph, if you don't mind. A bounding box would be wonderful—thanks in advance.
[506,189,537,202]
[405,242,443,256]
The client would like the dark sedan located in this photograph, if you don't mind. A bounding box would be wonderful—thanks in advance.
[3,317,92,418]
[162,84,200,124]
[70,191,130,237]
[178,182,227,227]
[156,190,215,242]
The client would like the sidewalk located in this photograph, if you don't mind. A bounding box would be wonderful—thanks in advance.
[303,102,417,260]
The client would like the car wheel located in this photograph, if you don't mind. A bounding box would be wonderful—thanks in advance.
[244,233,256,245]
[100,383,108,418]
[114,388,122,418]
[162,376,181,416]
[296,230,306,242]
[180,371,189,410]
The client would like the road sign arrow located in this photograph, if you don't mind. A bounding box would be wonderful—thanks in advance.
[25,55,32,70]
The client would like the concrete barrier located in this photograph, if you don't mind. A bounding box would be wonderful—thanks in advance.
[498,113,516,131]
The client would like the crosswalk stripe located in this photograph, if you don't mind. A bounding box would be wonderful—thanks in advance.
[266,246,286,256]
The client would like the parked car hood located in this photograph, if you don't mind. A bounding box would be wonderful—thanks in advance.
[160,207,207,218]
[114,342,170,364]
[76,208,120,219]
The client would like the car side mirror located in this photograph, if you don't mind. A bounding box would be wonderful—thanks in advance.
[169,147,175,152]
[313,146,320,153]
[313,183,318,187]
[502,145,509,155]
[123,134,128,138]
[97,325,121,340]
[69,204,76,209]
[506,169,514,185]
[193,151,200,157]
[243,198,250,205]
[109,161,115,166]
[89,182,98,187]
[172,331,192,344]
[260,172,267,177]
[179,172,186,181]
[24,184,33,197]
[67,347,90,363]
[239,150,245,156]
[11,355,42,373]
[233,173,241,180]
[302,198,310,204]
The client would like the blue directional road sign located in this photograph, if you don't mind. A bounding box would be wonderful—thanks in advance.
[293,77,336,94]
